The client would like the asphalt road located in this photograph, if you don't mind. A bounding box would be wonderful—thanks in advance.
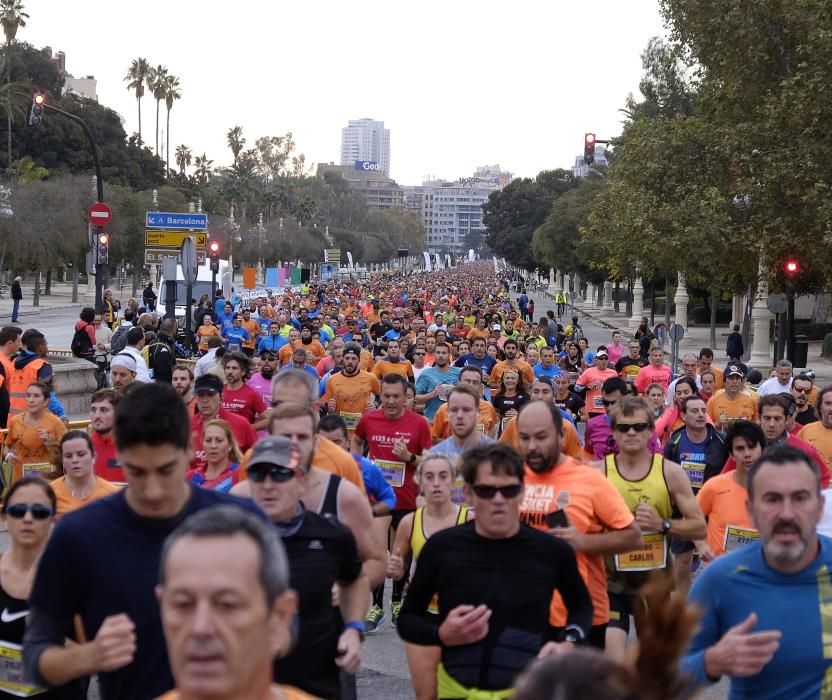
[7,296,727,698]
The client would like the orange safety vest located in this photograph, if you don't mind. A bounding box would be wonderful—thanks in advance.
[8,358,46,416]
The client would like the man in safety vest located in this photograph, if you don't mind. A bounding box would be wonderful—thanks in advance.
[8,329,51,416]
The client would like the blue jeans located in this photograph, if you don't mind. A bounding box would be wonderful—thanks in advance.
[11,298,19,321]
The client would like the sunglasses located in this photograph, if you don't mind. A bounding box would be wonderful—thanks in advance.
[614,422,651,434]
[6,503,53,520]
[601,399,618,407]
[471,483,524,499]
[248,465,300,483]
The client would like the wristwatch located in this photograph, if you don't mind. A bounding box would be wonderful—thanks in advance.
[558,624,587,645]
[661,519,672,535]
[343,620,366,641]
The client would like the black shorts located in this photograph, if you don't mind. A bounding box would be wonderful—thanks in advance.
[608,592,641,635]
[670,537,695,555]
[391,508,415,530]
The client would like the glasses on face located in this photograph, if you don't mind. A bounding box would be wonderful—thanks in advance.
[471,483,524,499]
[601,398,618,407]
[793,386,809,393]
[414,352,425,356]
[614,422,651,434]
[6,503,53,520]
[248,465,299,483]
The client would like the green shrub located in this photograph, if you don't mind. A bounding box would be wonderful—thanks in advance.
[822,333,832,358]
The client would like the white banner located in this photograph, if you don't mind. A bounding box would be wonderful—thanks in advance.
[346,251,354,269]
[423,251,432,272]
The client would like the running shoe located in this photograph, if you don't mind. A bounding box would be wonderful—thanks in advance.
[391,600,403,628]
[365,604,385,634]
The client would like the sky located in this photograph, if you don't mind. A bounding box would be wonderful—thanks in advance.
[23,0,667,186]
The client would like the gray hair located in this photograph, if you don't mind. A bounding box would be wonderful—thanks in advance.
[776,359,793,370]
[271,368,317,404]
[159,505,289,609]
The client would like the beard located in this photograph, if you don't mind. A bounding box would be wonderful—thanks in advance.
[764,520,811,566]
[524,446,560,474]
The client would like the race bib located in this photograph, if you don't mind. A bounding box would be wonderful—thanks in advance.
[0,640,47,696]
[377,460,406,488]
[614,533,668,572]
[228,342,241,353]
[22,464,52,479]
[451,474,467,506]
[723,525,759,553]
[340,412,361,432]
[438,384,453,402]
[499,417,509,435]
[593,395,604,410]
[477,423,486,434]
[681,461,705,490]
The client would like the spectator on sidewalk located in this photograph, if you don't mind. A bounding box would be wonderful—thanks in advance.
[142,282,157,312]
[725,323,744,361]
[10,276,21,323]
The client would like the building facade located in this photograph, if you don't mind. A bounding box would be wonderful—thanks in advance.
[318,163,404,210]
[340,118,391,176]
[571,143,609,177]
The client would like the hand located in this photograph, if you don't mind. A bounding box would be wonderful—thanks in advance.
[549,524,586,551]
[505,408,518,419]
[336,628,363,674]
[438,604,491,647]
[704,613,781,679]
[634,504,663,533]
[331,583,340,608]
[537,640,574,659]
[695,540,715,563]
[432,385,443,398]
[92,613,136,672]
[327,398,337,413]
[392,440,410,461]
[36,428,48,442]
[365,399,376,412]
[387,547,405,580]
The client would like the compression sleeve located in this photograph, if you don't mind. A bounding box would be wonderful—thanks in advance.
[681,563,722,687]
[22,607,68,686]
[397,539,442,646]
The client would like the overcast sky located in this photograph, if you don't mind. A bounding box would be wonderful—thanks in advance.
[24,0,666,185]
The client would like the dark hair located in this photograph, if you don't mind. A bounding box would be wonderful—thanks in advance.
[0,326,21,345]
[123,309,136,323]
[26,381,50,400]
[222,351,250,372]
[503,338,518,349]
[173,364,194,380]
[610,396,655,430]
[725,420,765,454]
[55,430,95,471]
[680,395,706,414]
[159,505,289,609]
[817,385,832,413]
[459,365,484,383]
[126,326,145,346]
[3,475,56,514]
[794,372,814,386]
[80,307,96,323]
[90,387,119,407]
[748,444,820,500]
[460,443,524,486]
[758,392,795,417]
[602,376,629,396]
[674,376,698,395]
[115,383,190,452]
[318,413,349,439]
[21,329,45,352]
[698,348,714,360]
[380,373,409,392]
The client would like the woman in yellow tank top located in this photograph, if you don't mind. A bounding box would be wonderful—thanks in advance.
[387,453,472,700]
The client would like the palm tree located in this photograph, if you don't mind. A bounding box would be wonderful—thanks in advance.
[193,153,213,187]
[0,0,27,174]
[226,126,245,166]
[146,64,168,157]
[163,73,180,175]
[175,144,192,175]
[123,58,150,145]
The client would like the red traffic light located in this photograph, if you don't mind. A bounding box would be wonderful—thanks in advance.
[209,241,220,253]
[785,260,798,275]
[33,93,45,106]
[97,233,109,245]
[585,132,595,145]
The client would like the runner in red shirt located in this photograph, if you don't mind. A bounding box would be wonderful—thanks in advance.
[220,352,268,429]
[191,374,257,470]
[352,373,432,633]
[89,388,123,481]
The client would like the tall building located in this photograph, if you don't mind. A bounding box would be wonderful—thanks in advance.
[317,163,404,210]
[42,46,98,101]
[406,166,511,254]
[571,143,608,177]
[340,118,391,176]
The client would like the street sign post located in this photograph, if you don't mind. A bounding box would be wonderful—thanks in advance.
[145,212,208,229]
[669,323,685,378]
[145,231,207,248]
[88,202,112,227]
[144,248,205,265]
[181,237,198,349]
[768,293,789,364]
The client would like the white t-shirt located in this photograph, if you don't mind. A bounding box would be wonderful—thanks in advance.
[819,488,832,539]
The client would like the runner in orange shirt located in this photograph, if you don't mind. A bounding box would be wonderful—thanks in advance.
[695,420,762,562]
[240,309,261,356]
[515,400,641,648]
[372,339,414,381]
[323,343,380,433]
[698,347,724,390]
[706,364,758,430]
[574,347,618,418]
[488,338,534,389]
[431,366,498,441]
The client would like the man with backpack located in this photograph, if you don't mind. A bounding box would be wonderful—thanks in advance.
[110,310,136,356]
[71,308,97,363]
[147,318,177,382]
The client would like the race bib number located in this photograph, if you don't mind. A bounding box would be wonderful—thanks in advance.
[626,366,640,381]
[681,461,705,490]
[377,460,406,488]
[499,417,509,435]
[568,371,579,385]
[614,533,668,572]
[451,474,467,506]
[593,395,604,410]
[0,640,47,696]
[340,412,361,432]
[228,342,241,353]
[438,384,453,402]
[477,423,486,434]
[723,525,759,553]
[22,464,51,479]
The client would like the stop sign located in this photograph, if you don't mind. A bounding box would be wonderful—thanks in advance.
[88,202,112,227]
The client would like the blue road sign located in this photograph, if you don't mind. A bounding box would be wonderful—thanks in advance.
[146,212,208,229]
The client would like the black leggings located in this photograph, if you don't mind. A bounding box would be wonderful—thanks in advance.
[373,508,414,607]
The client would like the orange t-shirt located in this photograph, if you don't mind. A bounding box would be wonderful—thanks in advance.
[50,476,120,518]
[359,350,374,372]
[498,415,582,460]
[696,472,756,557]
[798,422,832,479]
[489,360,534,388]
[520,457,635,626]
[323,371,380,415]
[432,400,498,441]
[372,359,413,380]
[575,367,618,414]
[4,412,67,481]
[293,339,325,361]
[156,685,314,700]
[278,344,296,366]
[196,324,221,352]
[239,435,364,493]
[241,319,261,349]
[706,390,758,429]
[466,327,491,342]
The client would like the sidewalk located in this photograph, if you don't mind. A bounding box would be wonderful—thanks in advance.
[0,282,91,319]
[559,293,832,386]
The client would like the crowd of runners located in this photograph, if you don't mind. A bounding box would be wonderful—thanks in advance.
[0,260,824,698]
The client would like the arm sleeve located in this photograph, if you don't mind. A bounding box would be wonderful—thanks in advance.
[554,541,594,636]
[397,540,443,646]
[22,608,69,686]
[681,570,723,687]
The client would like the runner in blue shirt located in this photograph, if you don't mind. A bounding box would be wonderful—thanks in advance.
[222,313,250,353]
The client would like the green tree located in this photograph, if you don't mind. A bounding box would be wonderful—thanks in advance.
[163,73,180,175]
[0,0,27,44]
[175,144,191,175]
[146,64,167,157]
[193,153,213,187]
[123,57,149,145]
[226,126,245,166]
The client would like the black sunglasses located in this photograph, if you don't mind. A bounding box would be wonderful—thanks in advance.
[471,483,524,499]
[601,399,618,407]
[6,503,53,520]
[248,465,299,483]
[614,422,651,434]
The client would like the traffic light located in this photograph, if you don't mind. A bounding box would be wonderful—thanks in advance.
[96,232,109,265]
[29,93,45,127]
[209,240,220,273]
[584,132,596,164]
[784,259,799,277]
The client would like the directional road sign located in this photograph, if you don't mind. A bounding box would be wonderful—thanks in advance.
[145,230,207,248]
[88,202,112,227]
[144,248,206,265]
[145,212,208,230]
